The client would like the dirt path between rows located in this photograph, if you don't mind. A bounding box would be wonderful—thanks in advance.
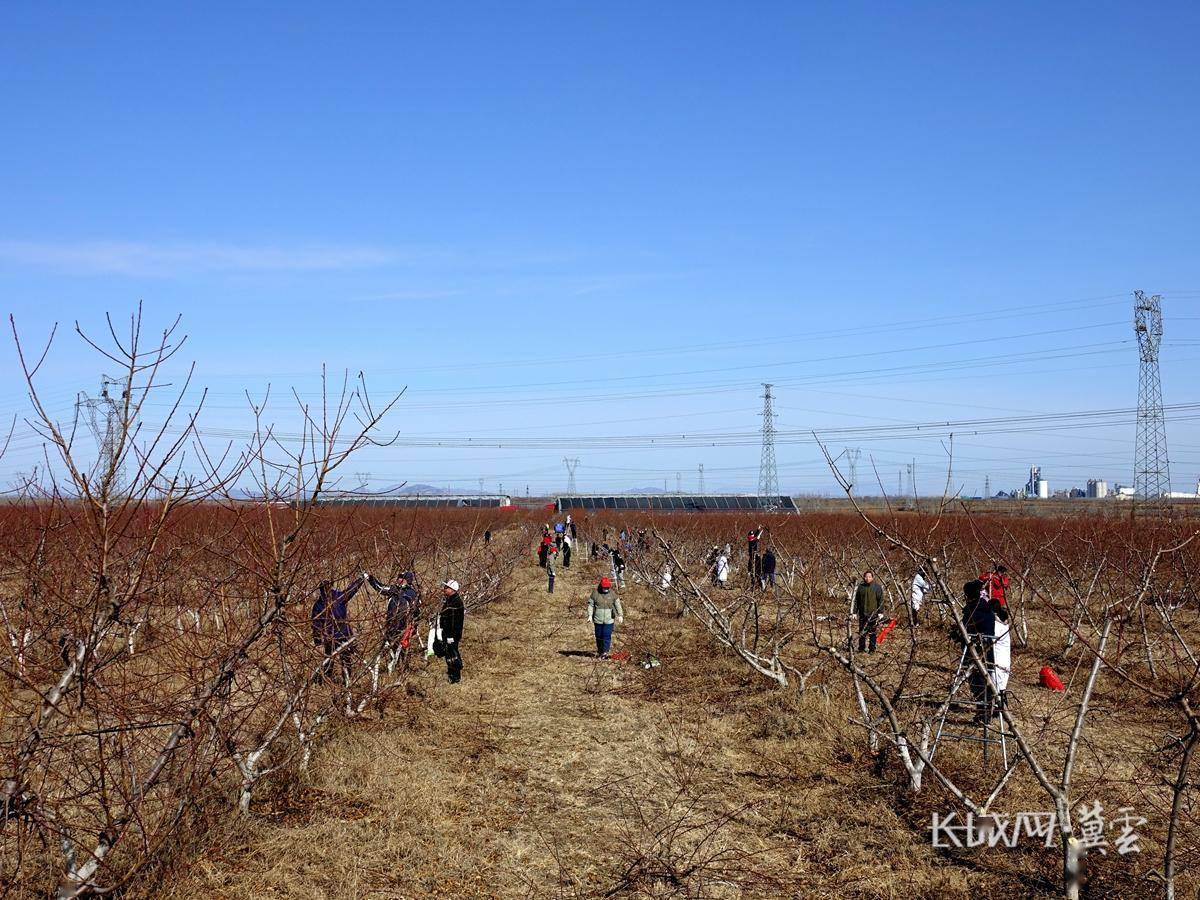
[165,545,992,899]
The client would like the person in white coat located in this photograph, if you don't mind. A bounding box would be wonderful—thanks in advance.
[714,552,730,589]
[910,566,930,623]
[991,600,1012,705]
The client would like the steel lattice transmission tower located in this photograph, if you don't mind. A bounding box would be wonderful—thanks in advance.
[76,375,126,492]
[1133,291,1170,498]
[698,463,705,494]
[563,457,580,495]
[845,447,861,491]
[757,384,780,509]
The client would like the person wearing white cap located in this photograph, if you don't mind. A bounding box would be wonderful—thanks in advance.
[436,579,465,683]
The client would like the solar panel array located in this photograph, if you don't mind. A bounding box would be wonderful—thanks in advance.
[556,495,797,512]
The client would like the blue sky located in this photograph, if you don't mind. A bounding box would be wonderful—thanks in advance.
[1,2,1198,495]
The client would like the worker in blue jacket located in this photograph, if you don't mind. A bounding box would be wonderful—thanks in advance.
[311,576,364,683]
[364,570,420,664]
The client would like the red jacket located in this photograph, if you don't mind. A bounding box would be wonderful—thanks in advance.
[981,571,1009,606]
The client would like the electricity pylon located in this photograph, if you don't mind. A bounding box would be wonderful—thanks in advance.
[563,458,580,495]
[758,384,780,509]
[76,375,127,492]
[845,447,861,490]
[1133,291,1170,498]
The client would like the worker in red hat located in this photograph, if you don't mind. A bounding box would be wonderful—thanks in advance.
[586,576,624,658]
[747,526,763,574]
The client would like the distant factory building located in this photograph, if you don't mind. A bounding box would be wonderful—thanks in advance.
[1164,479,1200,499]
[1026,466,1049,499]
[1086,479,1109,499]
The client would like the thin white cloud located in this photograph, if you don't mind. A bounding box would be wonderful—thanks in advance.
[0,240,404,276]
[355,288,468,302]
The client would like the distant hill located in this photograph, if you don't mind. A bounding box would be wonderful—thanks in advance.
[399,484,458,495]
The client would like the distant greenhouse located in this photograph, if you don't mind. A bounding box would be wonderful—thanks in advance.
[318,494,513,508]
[556,495,797,513]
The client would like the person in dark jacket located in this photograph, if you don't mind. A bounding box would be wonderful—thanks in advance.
[610,546,626,588]
[311,576,364,682]
[962,578,1008,716]
[747,525,764,572]
[364,570,420,666]
[761,547,777,590]
[484,529,492,545]
[438,579,465,684]
[853,571,884,654]
[962,578,996,638]
[538,533,552,568]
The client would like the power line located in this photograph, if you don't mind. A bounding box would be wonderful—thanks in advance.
[153,401,1200,450]
[183,293,1134,382]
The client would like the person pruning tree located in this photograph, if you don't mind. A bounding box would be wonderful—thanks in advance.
[910,565,930,625]
[714,549,730,589]
[961,577,1009,719]
[586,576,624,659]
[747,526,764,574]
[761,545,777,590]
[363,570,420,666]
[980,564,1012,708]
[311,576,364,683]
[610,546,626,588]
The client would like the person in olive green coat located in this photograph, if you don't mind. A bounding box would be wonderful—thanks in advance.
[853,571,884,654]
[586,577,624,658]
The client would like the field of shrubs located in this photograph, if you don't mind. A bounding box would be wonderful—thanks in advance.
[581,506,1200,898]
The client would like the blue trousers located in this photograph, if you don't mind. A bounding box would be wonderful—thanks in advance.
[594,622,614,655]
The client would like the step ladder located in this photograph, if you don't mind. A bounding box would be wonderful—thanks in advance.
[929,636,1010,767]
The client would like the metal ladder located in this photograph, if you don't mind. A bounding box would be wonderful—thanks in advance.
[929,637,1010,767]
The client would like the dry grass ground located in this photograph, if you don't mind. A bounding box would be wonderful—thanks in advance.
[157,547,1051,899]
